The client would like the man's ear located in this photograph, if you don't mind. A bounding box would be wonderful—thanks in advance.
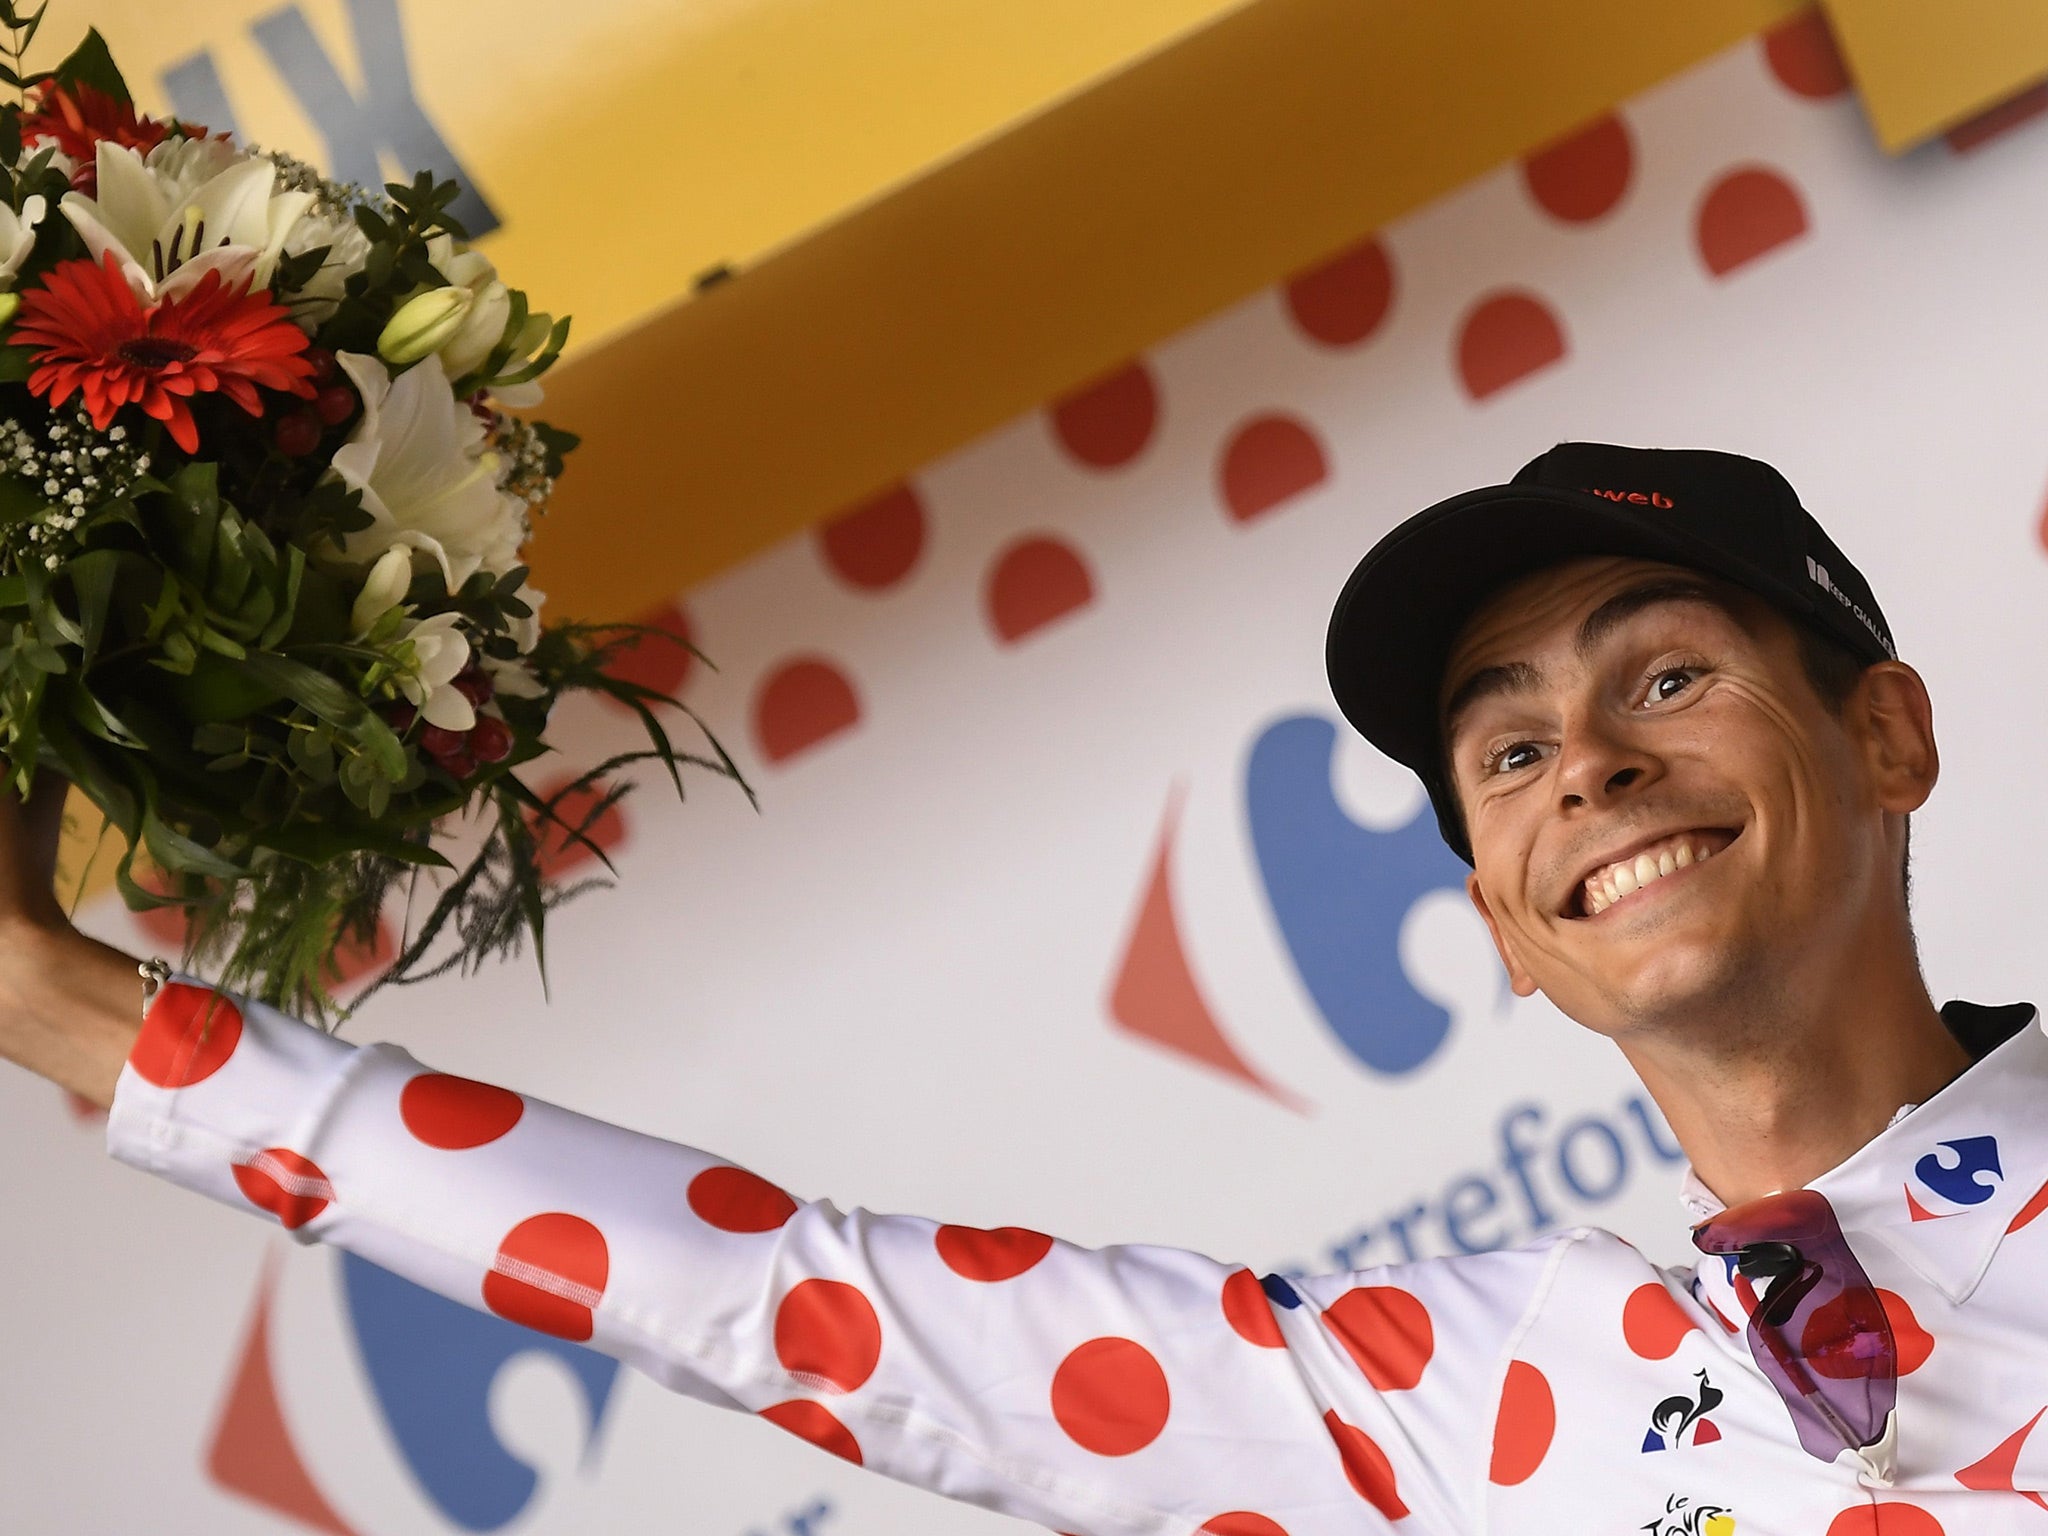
[1467,871,1539,997]
[1854,661,1939,815]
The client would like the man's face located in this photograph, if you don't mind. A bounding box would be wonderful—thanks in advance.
[1439,555,1898,1039]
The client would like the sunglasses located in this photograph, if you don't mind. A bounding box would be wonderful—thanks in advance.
[1692,1188,1897,1467]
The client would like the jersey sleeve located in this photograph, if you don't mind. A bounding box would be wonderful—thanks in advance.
[107,975,1563,1536]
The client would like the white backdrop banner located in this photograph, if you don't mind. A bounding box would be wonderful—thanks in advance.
[8,19,2048,1536]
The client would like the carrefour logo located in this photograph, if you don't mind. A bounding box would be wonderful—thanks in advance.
[1108,710,1472,1098]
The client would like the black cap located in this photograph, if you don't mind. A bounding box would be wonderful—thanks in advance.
[1325,443,1897,863]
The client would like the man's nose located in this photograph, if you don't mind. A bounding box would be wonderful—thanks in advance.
[1552,713,1660,812]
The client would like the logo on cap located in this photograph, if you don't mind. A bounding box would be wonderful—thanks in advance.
[1584,486,1675,508]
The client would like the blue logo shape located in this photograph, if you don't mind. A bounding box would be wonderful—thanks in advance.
[341,1252,623,1532]
[1914,1135,2002,1207]
[1247,714,1472,1075]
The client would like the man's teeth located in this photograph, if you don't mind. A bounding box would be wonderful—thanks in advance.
[1582,836,1717,915]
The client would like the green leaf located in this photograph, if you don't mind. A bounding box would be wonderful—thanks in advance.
[141,805,242,880]
[50,28,131,105]
[0,471,48,524]
[236,649,405,778]
[164,652,289,722]
[66,547,116,666]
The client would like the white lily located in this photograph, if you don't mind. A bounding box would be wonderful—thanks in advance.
[426,234,513,382]
[504,574,545,655]
[348,546,415,638]
[60,139,314,301]
[393,610,475,731]
[322,352,527,593]
[480,652,547,700]
[0,194,45,291]
[278,203,371,325]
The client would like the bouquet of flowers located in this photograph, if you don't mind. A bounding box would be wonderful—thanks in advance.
[0,16,744,1025]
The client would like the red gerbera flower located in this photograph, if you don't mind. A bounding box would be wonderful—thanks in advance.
[14,253,317,454]
[20,81,173,195]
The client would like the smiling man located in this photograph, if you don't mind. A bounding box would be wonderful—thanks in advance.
[5,442,2046,1533]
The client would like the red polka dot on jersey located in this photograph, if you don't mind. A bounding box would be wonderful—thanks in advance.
[985,536,1094,645]
[1957,1407,2048,1501]
[1490,1359,1555,1486]
[1219,414,1328,524]
[775,1278,882,1393]
[1456,290,1567,401]
[129,981,243,1089]
[689,1166,798,1233]
[760,1399,863,1465]
[1825,1503,1945,1536]
[400,1073,524,1150]
[935,1224,1053,1281]
[1695,166,1809,278]
[1049,1336,1171,1456]
[1622,1282,1701,1359]
[232,1148,332,1231]
[1322,1409,1409,1519]
[1521,113,1634,223]
[1050,361,1159,469]
[1221,1268,1284,1348]
[526,775,628,881]
[1200,1514,1289,1536]
[818,482,926,591]
[1763,9,1850,99]
[752,655,861,765]
[1283,238,1394,348]
[597,598,696,709]
[484,1212,609,1342]
[1801,1287,1933,1378]
[1321,1285,1433,1390]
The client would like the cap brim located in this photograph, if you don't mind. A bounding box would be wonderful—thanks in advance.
[1324,482,1805,778]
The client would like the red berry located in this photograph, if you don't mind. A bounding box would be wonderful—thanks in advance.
[384,700,417,730]
[452,669,493,706]
[468,715,513,762]
[304,347,337,384]
[314,383,356,426]
[274,408,321,456]
[419,723,467,758]
[438,748,477,780]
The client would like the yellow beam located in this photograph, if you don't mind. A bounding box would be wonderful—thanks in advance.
[1821,0,2048,150]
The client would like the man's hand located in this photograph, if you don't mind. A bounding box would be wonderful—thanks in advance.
[0,768,145,1109]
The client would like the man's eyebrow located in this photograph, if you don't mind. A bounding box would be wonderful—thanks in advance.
[1439,578,1727,747]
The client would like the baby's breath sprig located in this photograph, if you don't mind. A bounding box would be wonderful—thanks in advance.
[487,410,557,515]
[0,408,150,570]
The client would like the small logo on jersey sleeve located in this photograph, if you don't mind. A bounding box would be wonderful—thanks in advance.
[1642,1370,1724,1452]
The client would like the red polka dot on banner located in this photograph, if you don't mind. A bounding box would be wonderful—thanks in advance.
[985,535,1094,644]
[1696,166,1809,277]
[775,1279,882,1393]
[1221,1268,1284,1348]
[598,598,696,707]
[526,775,628,881]
[1050,361,1159,469]
[689,1166,798,1233]
[1825,1503,1945,1536]
[1489,1359,1555,1485]
[1219,414,1328,524]
[133,863,190,949]
[753,656,861,765]
[325,914,395,992]
[484,1212,609,1342]
[232,1148,332,1230]
[400,1073,525,1150]
[1200,1514,1289,1536]
[1322,1285,1433,1391]
[935,1224,1053,1281]
[1764,9,1850,99]
[64,1089,104,1124]
[1049,1337,1171,1455]
[1946,82,2048,154]
[1801,1288,1932,1377]
[2009,1177,2048,1232]
[759,1400,863,1465]
[1623,1282,1701,1359]
[818,482,926,591]
[1521,113,1634,223]
[1456,291,1567,401]
[1283,238,1395,348]
[128,982,243,1089]
[1322,1409,1408,1519]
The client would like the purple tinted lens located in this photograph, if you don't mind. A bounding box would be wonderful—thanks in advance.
[1693,1189,1896,1462]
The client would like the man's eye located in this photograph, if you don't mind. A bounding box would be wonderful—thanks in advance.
[1648,667,1701,703]
[1490,742,1543,775]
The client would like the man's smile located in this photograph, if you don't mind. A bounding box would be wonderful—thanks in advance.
[1565,826,1741,918]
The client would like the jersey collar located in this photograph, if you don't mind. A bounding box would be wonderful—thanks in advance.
[1679,1001,2046,1304]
